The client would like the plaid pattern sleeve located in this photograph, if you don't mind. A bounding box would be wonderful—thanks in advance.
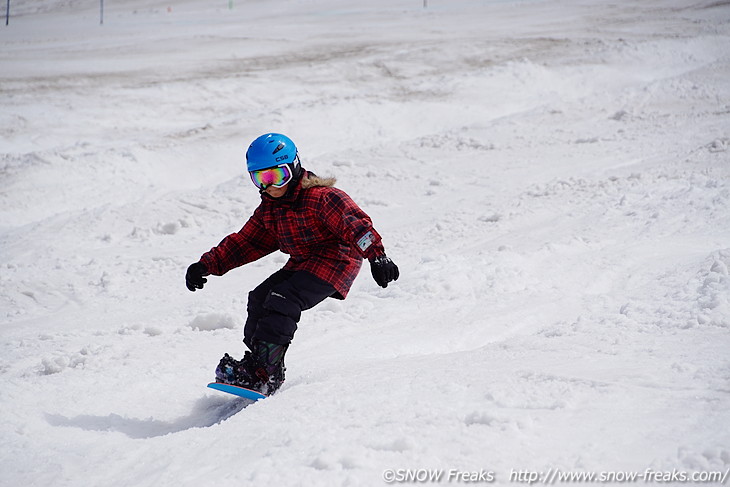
[318,188,386,261]
[198,205,279,276]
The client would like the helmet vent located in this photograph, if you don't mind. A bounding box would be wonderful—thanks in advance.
[272,143,285,155]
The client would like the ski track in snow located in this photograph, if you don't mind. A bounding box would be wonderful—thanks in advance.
[1,0,730,485]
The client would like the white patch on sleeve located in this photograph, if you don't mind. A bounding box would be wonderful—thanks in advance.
[356,231,375,251]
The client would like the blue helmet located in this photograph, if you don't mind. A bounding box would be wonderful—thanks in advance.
[246,133,300,176]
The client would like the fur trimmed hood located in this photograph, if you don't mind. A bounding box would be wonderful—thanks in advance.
[301,173,337,189]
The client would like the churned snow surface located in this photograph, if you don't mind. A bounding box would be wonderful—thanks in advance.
[2,0,730,485]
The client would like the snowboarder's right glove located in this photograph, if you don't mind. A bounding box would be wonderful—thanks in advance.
[185,262,208,292]
[369,255,399,288]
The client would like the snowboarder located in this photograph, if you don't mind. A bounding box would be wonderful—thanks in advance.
[185,133,399,395]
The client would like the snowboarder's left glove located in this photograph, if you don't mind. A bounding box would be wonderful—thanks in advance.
[370,255,399,288]
[186,262,208,292]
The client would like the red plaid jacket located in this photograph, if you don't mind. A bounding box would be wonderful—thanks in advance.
[199,171,386,299]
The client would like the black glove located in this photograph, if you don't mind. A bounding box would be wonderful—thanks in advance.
[185,262,208,292]
[370,255,399,288]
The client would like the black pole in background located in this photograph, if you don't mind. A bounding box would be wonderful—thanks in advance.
[100,0,103,25]
[5,0,9,26]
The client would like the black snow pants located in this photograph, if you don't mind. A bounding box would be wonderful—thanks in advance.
[243,269,336,349]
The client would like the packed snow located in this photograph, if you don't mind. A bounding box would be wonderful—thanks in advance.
[2,0,729,485]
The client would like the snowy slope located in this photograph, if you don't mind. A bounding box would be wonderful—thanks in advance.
[2,0,729,485]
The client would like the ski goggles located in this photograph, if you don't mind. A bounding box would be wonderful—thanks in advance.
[249,164,293,189]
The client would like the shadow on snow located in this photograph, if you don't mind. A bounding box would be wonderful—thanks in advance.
[45,395,253,439]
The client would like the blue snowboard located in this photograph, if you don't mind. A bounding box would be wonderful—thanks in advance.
[207,382,267,401]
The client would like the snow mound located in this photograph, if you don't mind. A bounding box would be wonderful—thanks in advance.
[188,313,242,332]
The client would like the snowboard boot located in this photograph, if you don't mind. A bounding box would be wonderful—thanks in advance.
[215,353,252,385]
[214,341,287,396]
[250,340,288,395]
